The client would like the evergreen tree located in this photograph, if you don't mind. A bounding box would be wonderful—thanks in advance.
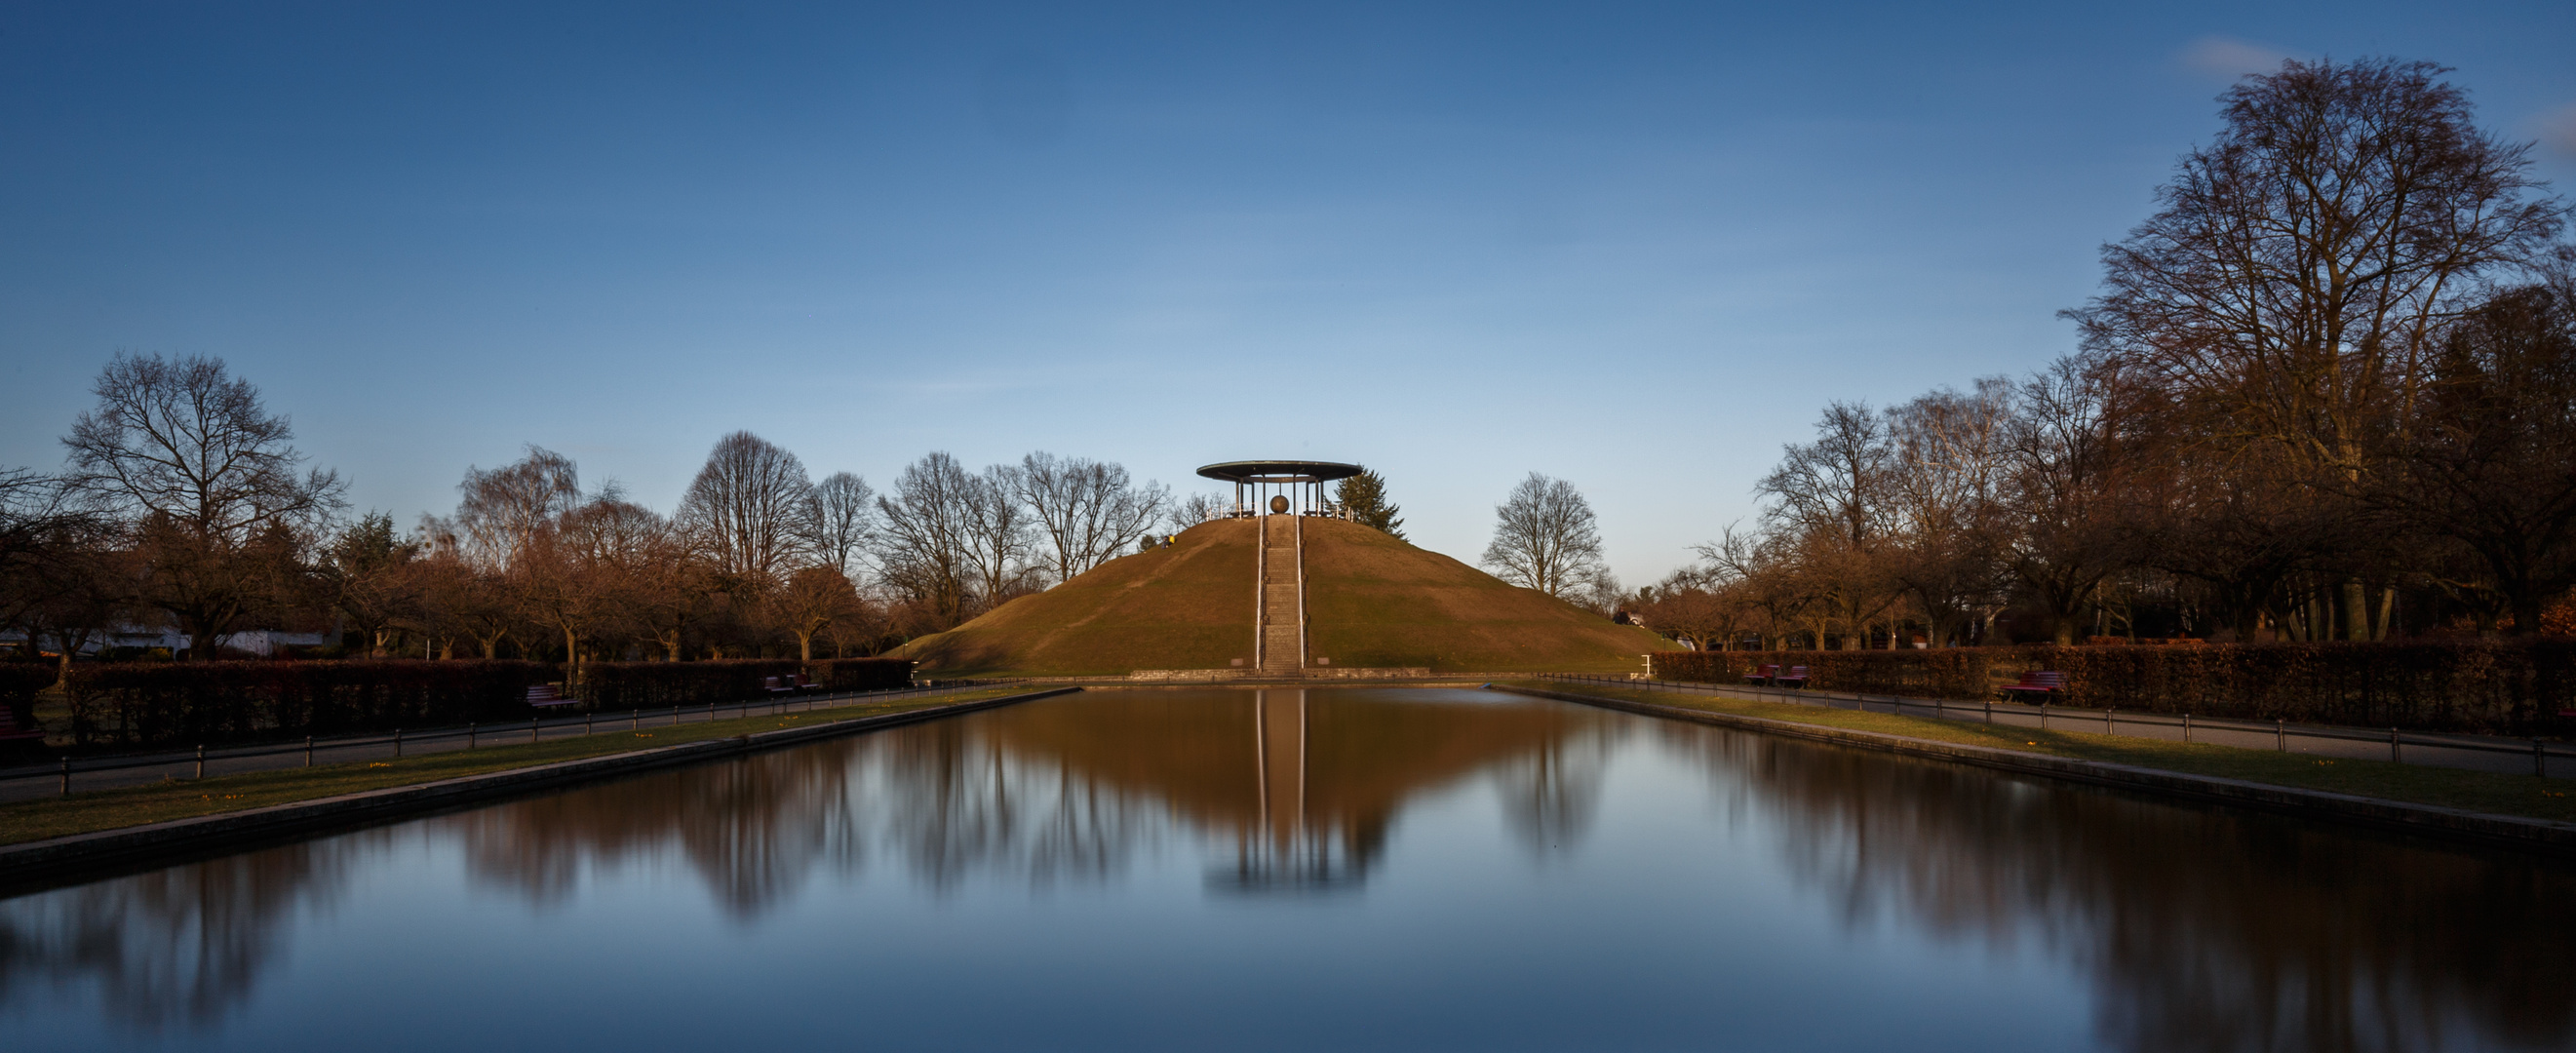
[1336,470,1405,539]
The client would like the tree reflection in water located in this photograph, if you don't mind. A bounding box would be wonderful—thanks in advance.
[4,688,2570,1050]
[1655,723,2576,1053]
[0,835,375,1033]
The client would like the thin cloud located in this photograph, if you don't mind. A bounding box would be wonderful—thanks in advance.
[2177,36,2295,81]
[2538,101,2576,159]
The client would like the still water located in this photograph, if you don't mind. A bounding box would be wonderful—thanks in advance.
[4,687,2571,1052]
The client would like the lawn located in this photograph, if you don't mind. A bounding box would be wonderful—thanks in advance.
[0,687,1031,846]
[1503,680,2576,825]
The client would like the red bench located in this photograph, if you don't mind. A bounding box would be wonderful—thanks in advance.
[1743,664,1779,685]
[2000,671,2066,701]
[525,684,581,708]
[1775,665,1810,688]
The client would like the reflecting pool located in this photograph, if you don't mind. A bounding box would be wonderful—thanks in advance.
[4,687,2572,1051]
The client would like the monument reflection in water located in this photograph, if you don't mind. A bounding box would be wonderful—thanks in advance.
[3,687,2571,1052]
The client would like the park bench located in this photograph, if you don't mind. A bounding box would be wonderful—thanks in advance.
[2000,671,2066,701]
[1775,665,1811,688]
[1743,664,1779,685]
[764,675,820,695]
[525,684,580,708]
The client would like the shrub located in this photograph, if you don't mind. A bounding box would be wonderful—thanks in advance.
[1,663,56,736]
[805,657,915,692]
[574,657,916,710]
[60,660,554,747]
[1653,642,2576,735]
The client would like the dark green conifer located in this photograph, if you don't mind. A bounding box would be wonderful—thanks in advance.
[1335,469,1405,539]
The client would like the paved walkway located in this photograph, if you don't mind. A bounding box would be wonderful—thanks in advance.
[1543,675,2572,779]
[0,684,1006,804]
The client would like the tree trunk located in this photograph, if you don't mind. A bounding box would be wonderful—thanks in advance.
[2343,579,2370,642]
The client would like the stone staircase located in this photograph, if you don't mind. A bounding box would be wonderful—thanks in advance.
[1258,515,1303,674]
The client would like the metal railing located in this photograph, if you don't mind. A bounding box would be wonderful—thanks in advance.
[2,681,1030,800]
[1535,674,2572,779]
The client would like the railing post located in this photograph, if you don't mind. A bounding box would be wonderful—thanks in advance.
[2182,713,2191,744]
[304,735,313,767]
[586,711,594,735]
[396,727,404,758]
[2039,704,2048,730]
[531,716,540,744]
[2105,708,2114,733]
[469,722,477,749]
[1984,699,1992,724]
[2276,719,2284,752]
[2538,739,2548,778]
[196,744,206,779]
[2390,727,2400,762]
[59,757,69,798]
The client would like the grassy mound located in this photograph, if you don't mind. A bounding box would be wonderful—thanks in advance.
[900,517,1670,676]
[900,518,1260,676]
[1303,517,1669,674]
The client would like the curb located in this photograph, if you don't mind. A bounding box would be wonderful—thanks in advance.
[0,687,1081,885]
[1489,683,2576,855]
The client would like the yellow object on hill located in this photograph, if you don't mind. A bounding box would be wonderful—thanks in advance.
[900,516,1671,677]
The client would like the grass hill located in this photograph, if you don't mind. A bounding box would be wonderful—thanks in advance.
[899,516,1669,676]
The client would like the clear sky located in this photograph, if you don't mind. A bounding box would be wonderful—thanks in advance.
[4,1,2572,587]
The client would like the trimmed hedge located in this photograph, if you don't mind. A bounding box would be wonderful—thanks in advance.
[1652,643,2576,734]
[60,660,555,747]
[574,657,914,711]
[2,663,55,736]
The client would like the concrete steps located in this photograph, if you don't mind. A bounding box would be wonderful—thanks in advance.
[1257,515,1303,673]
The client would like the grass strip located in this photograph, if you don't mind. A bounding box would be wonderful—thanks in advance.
[0,688,1028,846]
[1503,680,2576,825]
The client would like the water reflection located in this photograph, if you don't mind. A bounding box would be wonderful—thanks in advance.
[3,687,2571,1051]
[1659,724,2576,1052]
[0,837,371,1032]
[979,690,1612,891]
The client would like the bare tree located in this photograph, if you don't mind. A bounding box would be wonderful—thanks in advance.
[1482,472,1607,602]
[1171,492,1227,530]
[803,472,877,581]
[874,452,978,630]
[2004,358,2141,644]
[2386,279,2576,633]
[676,431,815,589]
[2069,58,2564,638]
[766,566,866,660]
[451,446,581,572]
[964,462,1040,608]
[1883,379,2016,645]
[1758,402,1900,648]
[0,468,108,666]
[61,353,344,657]
[1011,451,1170,585]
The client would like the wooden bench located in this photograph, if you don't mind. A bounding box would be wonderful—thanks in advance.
[1774,665,1811,688]
[525,684,581,708]
[1742,664,1779,686]
[2000,671,2066,701]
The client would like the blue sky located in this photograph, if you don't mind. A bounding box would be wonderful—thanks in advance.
[4,1,2572,587]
